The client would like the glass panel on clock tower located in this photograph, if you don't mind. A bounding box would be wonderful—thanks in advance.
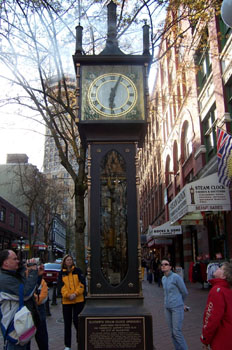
[100,150,128,286]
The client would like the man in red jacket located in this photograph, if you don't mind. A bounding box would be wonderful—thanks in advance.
[200,262,232,350]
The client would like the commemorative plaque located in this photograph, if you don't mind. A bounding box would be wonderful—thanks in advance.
[86,317,145,350]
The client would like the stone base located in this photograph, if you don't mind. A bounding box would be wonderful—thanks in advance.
[78,298,153,350]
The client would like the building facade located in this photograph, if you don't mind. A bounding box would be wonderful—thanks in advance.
[139,6,232,279]
[0,195,29,250]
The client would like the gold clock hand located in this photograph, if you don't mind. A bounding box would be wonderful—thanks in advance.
[109,75,122,110]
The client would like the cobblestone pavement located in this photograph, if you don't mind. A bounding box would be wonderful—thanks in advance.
[142,278,209,350]
[0,279,209,350]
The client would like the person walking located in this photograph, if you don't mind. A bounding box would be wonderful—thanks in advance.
[58,255,85,350]
[200,262,232,350]
[33,262,49,350]
[161,257,188,350]
[0,250,39,350]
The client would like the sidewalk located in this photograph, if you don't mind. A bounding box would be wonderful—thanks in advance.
[0,280,209,350]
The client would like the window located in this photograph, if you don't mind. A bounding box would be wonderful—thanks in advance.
[219,16,232,51]
[0,206,6,222]
[165,155,172,186]
[24,221,28,233]
[9,212,15,227]
[19,217,23,231]
[100,150,128,286]
[203,107,217,162]
[195,38,212,91]
[173,141,179,174]
[183,122,192,160]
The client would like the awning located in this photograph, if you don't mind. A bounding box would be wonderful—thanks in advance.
[152,221,182,237]
[12,240,47,251]
[146,221,182,242]
[147,238,173,247]
[169,173,231,225]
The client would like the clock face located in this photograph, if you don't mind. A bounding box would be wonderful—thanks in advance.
[81,65,145,121]
[88,73,137,117]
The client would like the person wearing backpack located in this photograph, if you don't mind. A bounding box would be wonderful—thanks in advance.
[58,254,86,350]
[0,250,40,350]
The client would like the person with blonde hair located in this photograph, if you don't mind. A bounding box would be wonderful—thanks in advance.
[58,255,85,350]
[201,262,232,350]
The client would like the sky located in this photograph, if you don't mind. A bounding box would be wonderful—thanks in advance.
[0,1,160,171]
[0,66,157,172]
[0,114,45,170]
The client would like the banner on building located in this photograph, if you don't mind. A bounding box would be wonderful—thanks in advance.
[169,173,231,224]
[217,127,232,186]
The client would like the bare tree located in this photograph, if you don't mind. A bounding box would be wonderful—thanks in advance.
[11,161,64,258]
[0,0,222,269]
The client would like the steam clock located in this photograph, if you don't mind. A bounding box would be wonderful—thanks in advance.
[73,2,153,349]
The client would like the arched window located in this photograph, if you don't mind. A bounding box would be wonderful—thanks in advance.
[173,141,179,174]
[100,150,128,286]
[165,155,171,185]
[182,121,192,160]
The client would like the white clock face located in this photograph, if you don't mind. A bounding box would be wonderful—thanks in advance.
[87,73,138,117]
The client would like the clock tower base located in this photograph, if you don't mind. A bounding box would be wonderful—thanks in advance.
[78,297,154,350]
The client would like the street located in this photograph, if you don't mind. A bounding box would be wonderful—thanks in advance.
[0,278,209,350]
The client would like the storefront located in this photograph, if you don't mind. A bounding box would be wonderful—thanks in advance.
[146,221,182,262]
[168,173,231,264]
[11,240,47,260]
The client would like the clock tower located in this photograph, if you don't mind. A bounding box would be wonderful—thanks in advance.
[73,2,153,349]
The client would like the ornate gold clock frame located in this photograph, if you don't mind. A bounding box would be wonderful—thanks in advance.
[73,2,153,349]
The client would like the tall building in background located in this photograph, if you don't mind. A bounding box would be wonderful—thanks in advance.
[43,74,79,256]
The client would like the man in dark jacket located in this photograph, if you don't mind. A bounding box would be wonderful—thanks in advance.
[0,250,39,350]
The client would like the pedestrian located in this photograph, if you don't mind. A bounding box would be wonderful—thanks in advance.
[200,262,232,350]
[141,257,146,281]
[33,261,49,350]
[58,254,85,350]
[0,250,39,350]
[161,257,188,350]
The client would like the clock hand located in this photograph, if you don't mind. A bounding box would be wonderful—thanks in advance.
[108,75,122,110]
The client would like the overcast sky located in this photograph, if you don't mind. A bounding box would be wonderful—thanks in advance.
[0,113,45,170]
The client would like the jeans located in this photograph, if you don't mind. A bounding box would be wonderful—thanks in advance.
[6,342,30,350]
[25,304,48,350]
[35,304,49,350]
[62,302,84,347]
[164,306,188,350]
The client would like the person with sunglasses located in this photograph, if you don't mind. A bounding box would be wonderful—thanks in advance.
[161,258,188,350]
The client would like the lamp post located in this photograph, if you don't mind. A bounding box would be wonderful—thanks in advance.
[221,0,232,27]
[17,236,25,262]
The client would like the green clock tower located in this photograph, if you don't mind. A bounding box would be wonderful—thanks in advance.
[73,2,153,349]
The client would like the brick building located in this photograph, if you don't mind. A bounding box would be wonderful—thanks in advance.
[139,6,232,279]
[0,195,28,250]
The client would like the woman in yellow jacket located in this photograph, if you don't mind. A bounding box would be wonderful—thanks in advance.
[58,255,85,350]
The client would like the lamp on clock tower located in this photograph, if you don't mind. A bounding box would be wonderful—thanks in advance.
[73,2,153,349]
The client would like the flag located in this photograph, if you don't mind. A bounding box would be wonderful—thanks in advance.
[217,128,232,186]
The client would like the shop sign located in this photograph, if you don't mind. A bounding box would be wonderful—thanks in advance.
[152,221,182,236]
[169,173,231,224]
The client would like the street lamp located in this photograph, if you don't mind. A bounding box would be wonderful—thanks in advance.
[17,236,25,261]
[221,0,232,27]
